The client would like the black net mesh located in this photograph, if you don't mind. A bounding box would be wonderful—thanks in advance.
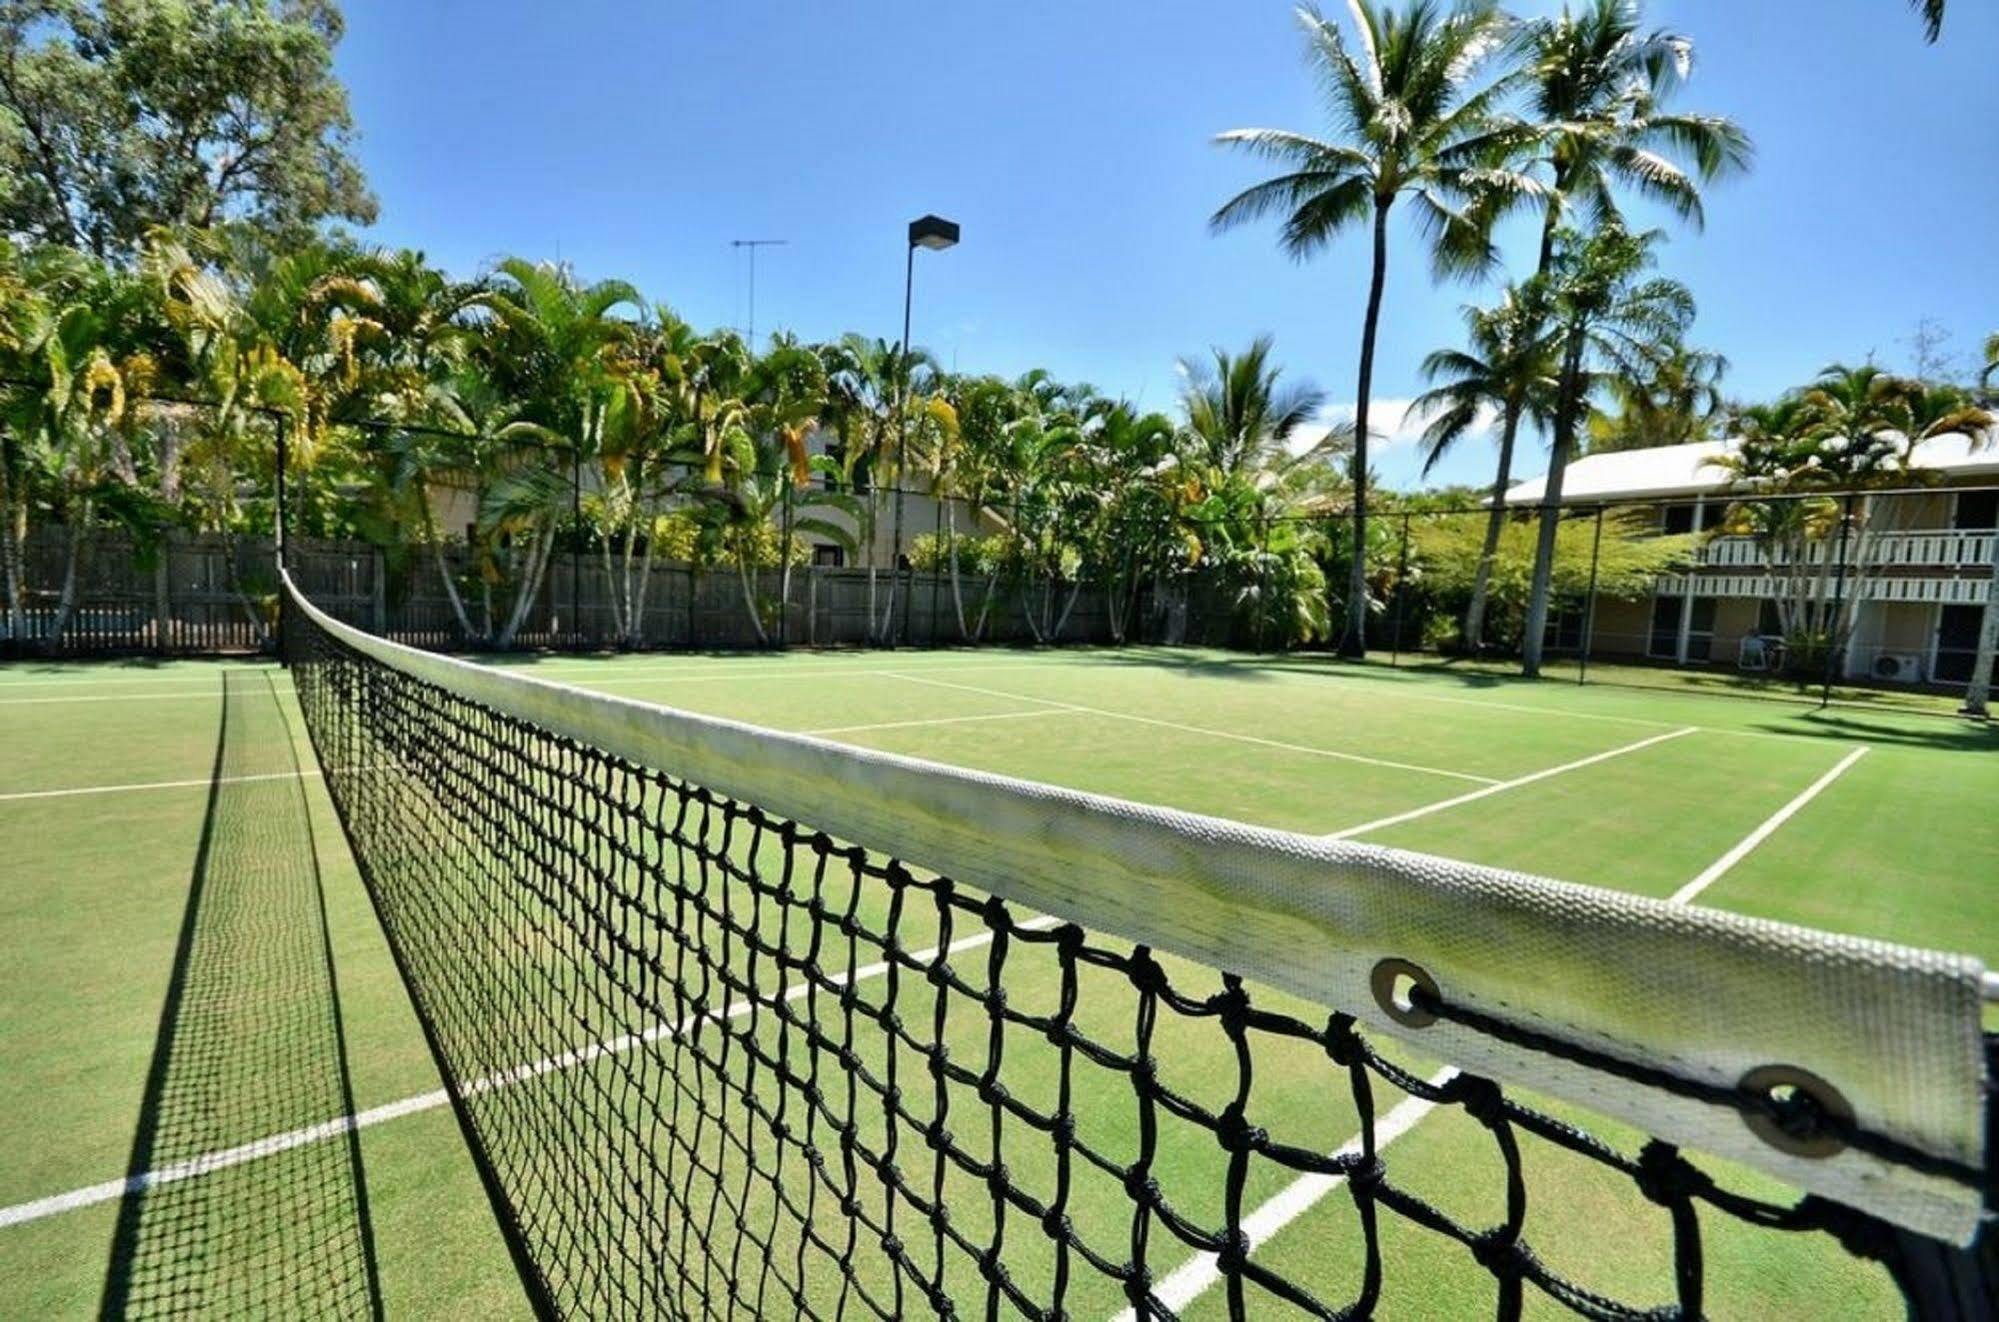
[283,595,1983,1320]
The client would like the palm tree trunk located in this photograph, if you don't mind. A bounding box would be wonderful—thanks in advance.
[632,523,659,649]
[1339,202,1391,658]
[48,500,92,650]
[946,504,969,640]
[1958,532,1999,717]
[1052,580,1082,640]
[421,497,479,643]
[430,536,478,643]
[497,521,555,649]
[1464,401,1523,652]
[599,530,624,642]
[1522,335,1587,677]
[2,480,29,643]
[736,552,768,647]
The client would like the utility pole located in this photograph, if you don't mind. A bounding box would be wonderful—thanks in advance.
[730,239,788,348]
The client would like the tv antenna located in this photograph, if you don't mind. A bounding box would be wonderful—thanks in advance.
[730,238,789,348]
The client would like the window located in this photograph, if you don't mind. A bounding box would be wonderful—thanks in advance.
[1661,503,1699,535]
[811,544,845,567]
[1934,604,1982,684]
[1757,598,1784,638]
[1953,490,1998,531]
[1649,596,1715,661]
[1542,605,1584,654]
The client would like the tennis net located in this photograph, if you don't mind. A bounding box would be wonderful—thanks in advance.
[281,573,1994,1319]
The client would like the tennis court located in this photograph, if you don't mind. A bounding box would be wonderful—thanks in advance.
[2,642,1994,1317]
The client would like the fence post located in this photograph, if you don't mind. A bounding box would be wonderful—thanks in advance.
[1821,492,1858,708]
[1390,511,1412,668]
[1578,505,1606,687]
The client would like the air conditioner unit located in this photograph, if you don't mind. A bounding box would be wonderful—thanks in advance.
[1872,652,1923,683]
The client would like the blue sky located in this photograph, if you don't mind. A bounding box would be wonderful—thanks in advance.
[335,1,1998,491]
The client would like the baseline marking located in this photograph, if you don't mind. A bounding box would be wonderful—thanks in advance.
[888,672,1500,786]
[1667,747,1868,907]
[0,769,324,803]
[0,917,1058,1231]
[1323,727,1697,841]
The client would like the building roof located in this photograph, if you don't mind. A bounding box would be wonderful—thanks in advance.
[1502,431,1999,506]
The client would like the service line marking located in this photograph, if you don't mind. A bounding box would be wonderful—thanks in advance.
[887,672,1500,786]
[1666,747,1869,907]
[1323,727,1698,841]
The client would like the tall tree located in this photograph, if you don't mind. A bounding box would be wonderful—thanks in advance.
[1512,0,1751,274]
[1411,285,1557,650]
[1211,0,1534,656]
[0,0,376,261]
[1520,221,1694,676]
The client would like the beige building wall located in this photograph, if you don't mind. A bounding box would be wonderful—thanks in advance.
[1589,596,1652,656]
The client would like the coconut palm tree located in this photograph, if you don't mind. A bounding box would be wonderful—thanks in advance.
[1177,335,1327,478]
[1210,0,1536,657]
[1520,221,1695,676]
[1911,0,1946,40]
[1511,0,1751,273]
[1411,286,1558,650]
[1586,341,1728,453]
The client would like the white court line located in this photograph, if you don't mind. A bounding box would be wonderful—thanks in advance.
[888,672,1501,786]
[0,691,237,706]
[0,769,323,803]
[803,708,1078,738]
[0,916,1060,1232]
[0,670,283,691]
[1141,741,1865,1316]
[1323,727,1698,841]
[1112,1068,1458,1322]
[1667,747,1869,907]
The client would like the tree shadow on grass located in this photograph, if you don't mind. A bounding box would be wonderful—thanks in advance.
[101,671,381,1319]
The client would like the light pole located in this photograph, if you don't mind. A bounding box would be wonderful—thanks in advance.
[888,214,959,647]
[730,238,788,349]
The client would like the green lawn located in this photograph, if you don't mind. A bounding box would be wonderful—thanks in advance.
[2,646,1992,1317]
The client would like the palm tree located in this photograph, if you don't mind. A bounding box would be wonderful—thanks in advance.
[475,259,641,647]
[395,366,565,644]
[1410,286,1557,650]
[1177,335,1327,478]
[1512,0,1751,273]
[1210,0,1535,657]
[1520,221,1695,676]
[1586,341,1728,452]
[1911,0,1946,41]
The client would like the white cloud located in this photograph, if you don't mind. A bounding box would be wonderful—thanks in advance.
[1309,397,1503,453]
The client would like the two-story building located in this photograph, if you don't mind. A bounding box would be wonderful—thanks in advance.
[1501,434,1998,687]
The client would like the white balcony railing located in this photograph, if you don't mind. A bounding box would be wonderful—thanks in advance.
[1656,573,1992,605]
[1691,531,1996,570]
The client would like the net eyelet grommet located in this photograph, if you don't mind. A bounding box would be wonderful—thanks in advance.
[1739,1064,1853,1159]
[1370,958,1439,1029]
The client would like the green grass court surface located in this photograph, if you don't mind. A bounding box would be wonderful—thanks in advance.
[3,646,1995,1317]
